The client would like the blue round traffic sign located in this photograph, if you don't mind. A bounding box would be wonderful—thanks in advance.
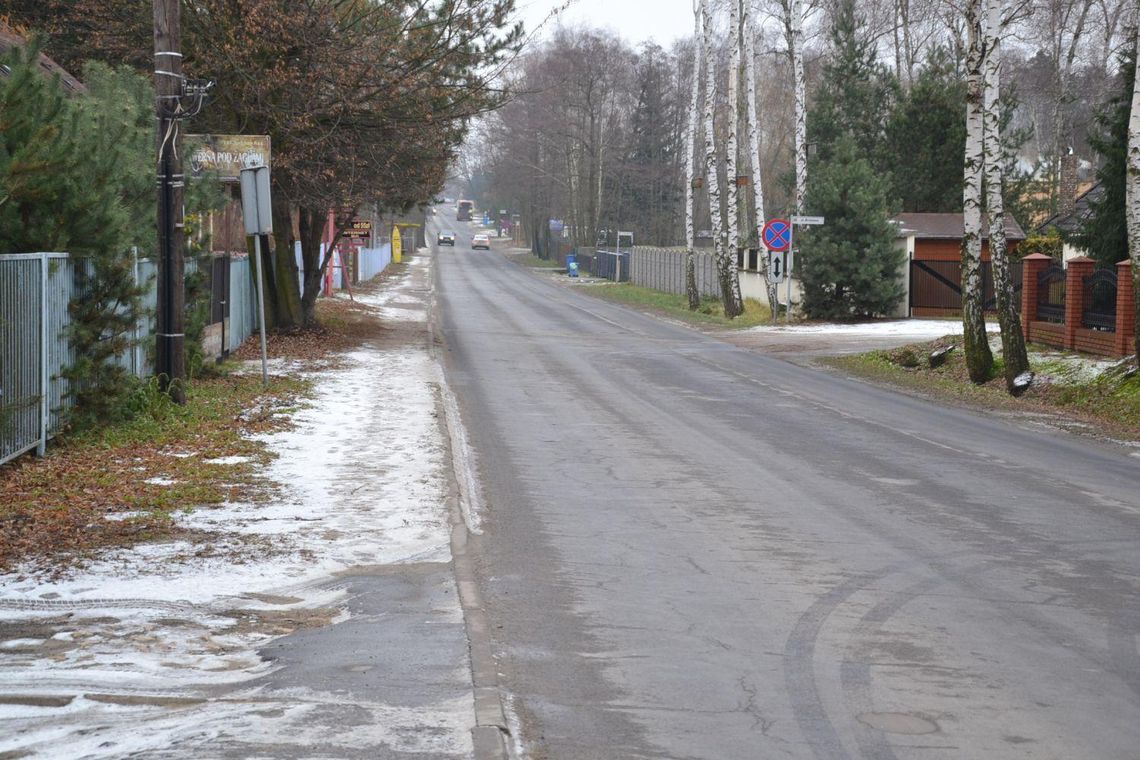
[762,219,791,252]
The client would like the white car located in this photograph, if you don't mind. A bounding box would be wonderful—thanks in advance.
[472,233,490,250]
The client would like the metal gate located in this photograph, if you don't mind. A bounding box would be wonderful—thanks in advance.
[909,260,1023,314]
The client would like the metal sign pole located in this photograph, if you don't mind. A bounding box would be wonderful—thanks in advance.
[786,222,794,324]
[253,235,269,388]
[240,164,273,388]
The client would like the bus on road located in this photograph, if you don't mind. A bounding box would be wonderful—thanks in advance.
[456,200,473,221]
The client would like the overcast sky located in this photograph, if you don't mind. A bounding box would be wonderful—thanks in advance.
[514,0,697,48]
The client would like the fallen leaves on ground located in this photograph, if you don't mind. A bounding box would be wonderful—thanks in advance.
[0,374,308,575]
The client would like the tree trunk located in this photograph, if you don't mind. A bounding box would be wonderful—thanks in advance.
[297,207,325,328]
[983,0,1029,391]
[684,7,702,311]
[725,0,744,316]
[1127,21,1140,365]
[270,191,302,329]
[701,0,739,318]
[784,0,807,216]
[962,0,994,383]
[743,12,778,319]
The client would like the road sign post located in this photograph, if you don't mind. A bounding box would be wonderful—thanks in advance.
[772,215,825,324]
[239,163,272,388]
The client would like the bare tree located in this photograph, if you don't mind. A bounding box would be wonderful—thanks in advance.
[1023,0,1096,209]
[962,0,995,382]
[702,0,743,316]
[779,0,808,215]
[984,0,1031,391]
[726,0,745,313]
[743,3,779,317]
[685,3,703,310]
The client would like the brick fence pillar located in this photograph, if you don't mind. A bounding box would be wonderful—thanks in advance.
[1064,257,1094,350]
[1117,260,1136,356]
[1021,253,1052,343]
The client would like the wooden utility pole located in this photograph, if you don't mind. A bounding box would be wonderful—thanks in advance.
[154,0,186,402]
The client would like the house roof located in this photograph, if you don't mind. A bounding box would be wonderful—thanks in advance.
[1038,182,1103,234]
[891,213,1027,242]
[0,24,87,96]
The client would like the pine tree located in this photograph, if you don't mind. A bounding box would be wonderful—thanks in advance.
[799,139,904,319]
[886,50,967,212]
[801,0,901,319]
[807,0,898,171]
[0,46,144,426]
[1074,42,1134,267]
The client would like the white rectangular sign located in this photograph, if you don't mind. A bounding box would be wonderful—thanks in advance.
[791,215,825,226]
[767,251,786,284]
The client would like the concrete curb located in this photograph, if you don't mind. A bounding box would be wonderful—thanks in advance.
[426,247,512,760]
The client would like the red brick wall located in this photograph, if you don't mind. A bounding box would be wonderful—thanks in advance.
[1029,321,1065,349]
[1074,328,1117,355]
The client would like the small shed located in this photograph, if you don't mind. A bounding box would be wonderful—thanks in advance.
[894,213,1027,318]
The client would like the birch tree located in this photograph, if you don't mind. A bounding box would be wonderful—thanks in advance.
[743,5,779,317]
[962,0,994,383]
[983,0,1030,391]
[685,3,702,310]
[701,0,742,317]
[780,0,808,214]
[725,0,745,314]
[1126,19,1140,365]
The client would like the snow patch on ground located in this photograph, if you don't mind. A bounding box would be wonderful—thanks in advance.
[1032,352,1127,385]
[355,254,432,323]
[1,692,474,759]
[202,455,251,466]
[745,319,999,338]
[0,250,470,757]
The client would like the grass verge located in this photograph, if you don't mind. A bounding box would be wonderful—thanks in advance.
[504,251,565,269]
[587,283,774,328]
[826,338,1140,441]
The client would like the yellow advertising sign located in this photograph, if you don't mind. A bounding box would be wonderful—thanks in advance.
[185,134,271,182]
[391,226,402,264]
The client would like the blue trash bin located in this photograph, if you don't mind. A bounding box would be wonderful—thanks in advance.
[566,254,579,277]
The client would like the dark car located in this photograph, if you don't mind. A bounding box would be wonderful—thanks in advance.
[438,231,456,246]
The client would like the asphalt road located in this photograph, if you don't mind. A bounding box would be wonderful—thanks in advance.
[434,223,1140,760]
